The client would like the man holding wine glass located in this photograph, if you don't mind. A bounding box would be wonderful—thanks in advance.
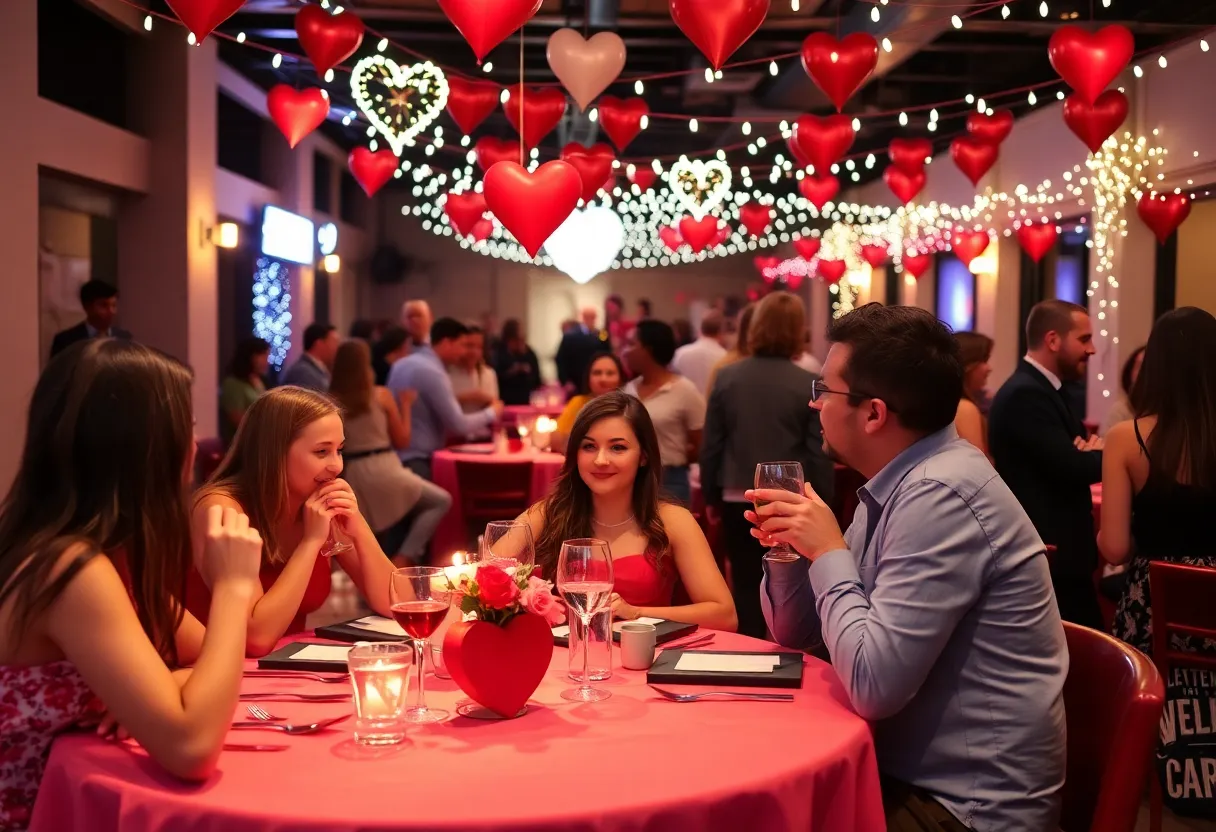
[749,304,1067,832]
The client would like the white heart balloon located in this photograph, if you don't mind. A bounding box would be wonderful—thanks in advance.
[350,55,449,156]
[543,206,624,284]
[667,156,732,220]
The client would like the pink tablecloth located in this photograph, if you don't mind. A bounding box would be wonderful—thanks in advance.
[31,632,884,832]
[430,447,565,558]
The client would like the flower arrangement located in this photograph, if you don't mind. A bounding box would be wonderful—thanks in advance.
[448,561,566,628]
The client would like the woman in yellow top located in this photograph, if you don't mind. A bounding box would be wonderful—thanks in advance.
[551,352,624,454]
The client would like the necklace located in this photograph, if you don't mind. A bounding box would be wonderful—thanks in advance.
[592,514,636,529]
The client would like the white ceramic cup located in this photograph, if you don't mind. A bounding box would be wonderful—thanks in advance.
[619,622,658,670]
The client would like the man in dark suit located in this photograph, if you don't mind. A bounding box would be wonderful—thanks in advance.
[50,280,131,358]
[989,299,1103,628]
[555,307,611,395]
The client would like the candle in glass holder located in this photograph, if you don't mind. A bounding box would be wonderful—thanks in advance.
[348,642,411,745]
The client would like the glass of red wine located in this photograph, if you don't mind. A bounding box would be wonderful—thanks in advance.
[389,566,452,724]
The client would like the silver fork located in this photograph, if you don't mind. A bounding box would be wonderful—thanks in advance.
[245,704,286,722]
[239,692,352,702]
[648,685,794,703]
[231,713,352,735]
[244,671,349,684]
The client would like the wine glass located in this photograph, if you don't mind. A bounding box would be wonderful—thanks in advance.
[556,538,615,702]
[480,521,536,574]
[319,527,354,558]
[754,461,805,563]
[389,566,452,724]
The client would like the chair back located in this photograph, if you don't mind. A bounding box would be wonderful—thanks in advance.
[1149,561,1216,673]
[454,460,533,523]
[1060,622,1165,832]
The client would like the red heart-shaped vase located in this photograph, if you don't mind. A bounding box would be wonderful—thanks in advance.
[166,0,244,42]
[798,175,839,211]
[447,76,504,135]
[1137,192,1191,244]
[1048,24,1135,106]
[888,138,932,176]
[794,237,821,261]
[444,191,489,237]
[679,215,722,253]
[597,96,649,151]
[503,87,568,148]
[818,259,847,284]
[627,165,658,192]
[469,217,495,243]
[474,136,522,172]
[443,613,554,718]
[861,244,889,269]
[884,166,925,205]
[1017,222,1059,263]
[800,32,879,113]
[560,142,615,203]
[670,0,770,71]
[739,202,774,237]
[789,115,855,174]
[295,4,364,77]
[436,0,543,61]
[1063,90,1128,153]
[950,136,1000,187]
[966,110,1014,145]
[951,229,991,266]
[483,160,582,257]
[902,252,932,279]
[348,147,399,197]
[659,225,684,252]
[267,85,329,149]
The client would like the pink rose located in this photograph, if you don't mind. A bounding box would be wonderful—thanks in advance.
[521,576,567,626]
[476,564,520,610]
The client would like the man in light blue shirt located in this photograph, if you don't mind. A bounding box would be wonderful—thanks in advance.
[387,316,501,479]
[750,304,1067,832]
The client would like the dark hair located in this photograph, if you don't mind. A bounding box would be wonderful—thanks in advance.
[637,298,652,318]
[227,336,271,380]
[501,318,523,343]
[376,325,409,358]
[532,391,670,578]
[634,319,678,366]
[1135,307,1216,489]
[954,331,994,403]
[330,339,374,416]
[699,312,724,338]
[431,317,469,345]
[828,303,963,434]
[584,352,625,392]
[736,304,756,357]
[1121,345,1146,401]
[79,280,118,307]
[0,340,194,663]
[606,294,624,314]
[303,323,337,351]
[1026,300,1087,349]
[749,292,804,359]
[349,320,375,341]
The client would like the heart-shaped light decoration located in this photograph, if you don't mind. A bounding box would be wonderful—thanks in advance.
[1017,222,1059,263]
[1137,192,1191,244]
[546,29,627,112]
[483,160,583,257]
[800,33,879,113]
[1063,90,1128,153]
[350,55,449,156]
[794,237,821,261]
[267,85,329,149]
[543,206,625,284]
[1048,24,1135,106]
[667,157,731,220]
[295,5,364,77]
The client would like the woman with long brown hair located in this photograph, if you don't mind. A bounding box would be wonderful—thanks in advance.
[189,386,398,656]
[953,331,994,455]
[519,391,735,630]
[0,340,264,815]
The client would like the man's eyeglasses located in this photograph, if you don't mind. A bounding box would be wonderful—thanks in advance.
[810,378,893,411]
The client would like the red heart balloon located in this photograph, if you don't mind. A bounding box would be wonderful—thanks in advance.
[659,225,684,252]
[746,287,762,302]
[739,203,774,237]
[800,33,879,113]
[436,0,543,62]
[483,160,582,257]
[789,115,855,174]
[1063,90,1128,153]
[348,147,399,197]
[784,271,805,291]
[1049,24,1135,106]
[597,96,649,151]
[560,142,615,203]
[444,191,489,237]
[267,86,329,149]
[902,253,932,279]
[679,215,722,253]
[818,259,847,284]
[1017,222,1059,263]
[951,229,991,266]
[1137,192,1191,244]
[798,175,839,211]
[794,237,821,261]
[503,87,568,149]
[754,255,780,280]
[627,166,658,192]
[470,217,495,243]
[884,166,925,205]
[294,4,364,77]
[670,0,770,72]
[443,614,553,718]
[888,138,932,176]
[950,137,1000,187]
[861,244,889,269]
[165,0,244,42]
[713,223,732,246]
[447,76,504,135]
[966,110,1014,145]
[475,137,522,173]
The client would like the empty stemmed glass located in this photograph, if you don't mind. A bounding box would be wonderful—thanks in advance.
[556,538,615,703]
[481,521,536,573]
[754,461,805,563]
[389,566,452,724]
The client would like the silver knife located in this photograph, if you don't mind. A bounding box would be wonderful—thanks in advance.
[239,692,352,702]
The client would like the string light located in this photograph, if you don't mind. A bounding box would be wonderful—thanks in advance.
[951,15,963,28]
[1039,2,1049,17]
[689,118,698,132]
[1002,4,1011,18]
[483,62,493,72]
[143,14,152,30]
[236,32,246,43]
[187,32,197,45]
[704,67,714,83]
[1158,55,1168,68]
[871,7,880,22]
[635,80,645,94]
[899,112,908,126]
[377,38,388,52]
[769,61,779,76]
[742,122,752,135]
[1133,65,1143,77]
[881,38,893,53]
[271,52,282,68]
[1028,91,1037,105]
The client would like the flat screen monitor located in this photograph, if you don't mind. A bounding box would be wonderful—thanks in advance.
[261,205,315,265]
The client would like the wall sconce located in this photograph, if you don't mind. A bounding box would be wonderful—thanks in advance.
[320,254,341,273]
[206,221,240,249]
[968,244,998,276]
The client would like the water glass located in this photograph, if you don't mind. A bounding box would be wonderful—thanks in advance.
[556,538,615,702]
[481,521,536,572]
[754,461,806,563]
[567,608,612,682]
[347,642,412,745]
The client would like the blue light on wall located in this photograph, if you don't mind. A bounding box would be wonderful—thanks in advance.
[252,257,293,370]
[936,255,977,332]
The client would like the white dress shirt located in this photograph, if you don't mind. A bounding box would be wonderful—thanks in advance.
[671,337,727,395]
[1023,354,1062,390]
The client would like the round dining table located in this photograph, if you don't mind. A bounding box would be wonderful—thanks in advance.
[31,632,885,832]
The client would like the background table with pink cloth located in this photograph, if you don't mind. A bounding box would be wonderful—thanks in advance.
[31,632,885,832]
[430,447,565,558]
[501,404,566,426]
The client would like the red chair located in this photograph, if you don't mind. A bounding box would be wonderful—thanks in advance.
[453,460,533,530]
[194,437,226,486]
[1059,621,1164,832]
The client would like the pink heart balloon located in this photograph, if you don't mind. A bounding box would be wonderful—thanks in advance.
[546,29,627,112]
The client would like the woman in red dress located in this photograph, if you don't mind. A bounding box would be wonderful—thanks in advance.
[189,386,398,656]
